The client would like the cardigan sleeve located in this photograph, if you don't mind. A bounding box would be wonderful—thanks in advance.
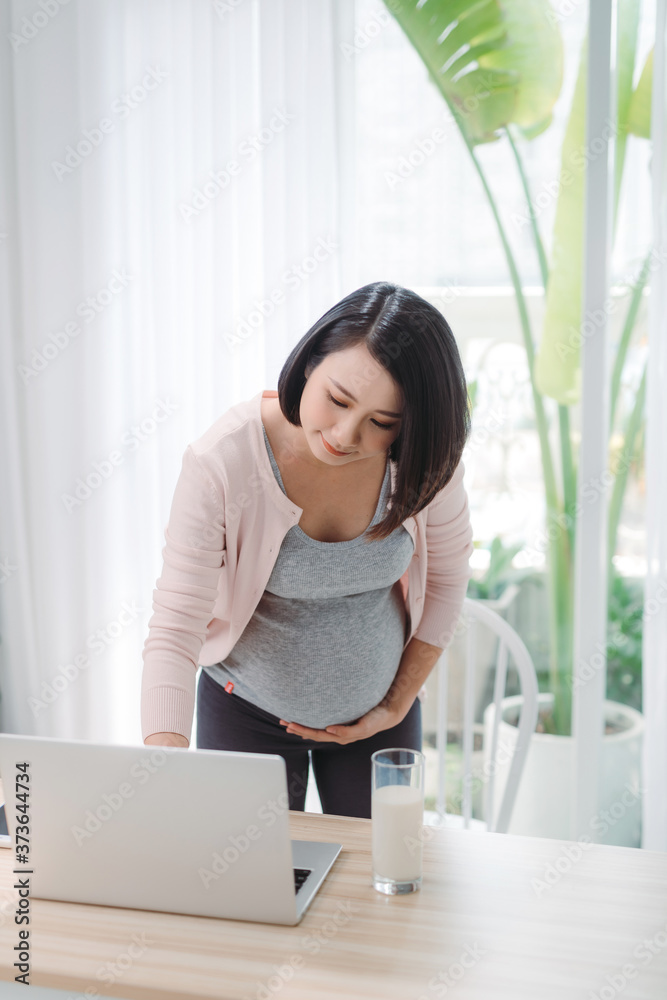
[140,445,226,743]
[411,459,473,650]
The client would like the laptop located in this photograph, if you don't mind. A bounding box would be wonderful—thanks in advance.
[0,733,342,925]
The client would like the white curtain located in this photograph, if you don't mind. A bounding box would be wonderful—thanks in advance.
[642,0,667,851]
[0,0,351,745]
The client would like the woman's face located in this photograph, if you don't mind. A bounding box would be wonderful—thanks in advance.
[297,343,404,468]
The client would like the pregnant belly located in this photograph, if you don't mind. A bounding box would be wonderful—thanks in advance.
[223,585,407,728]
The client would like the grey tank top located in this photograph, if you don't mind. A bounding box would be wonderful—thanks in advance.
[202,423,415,728]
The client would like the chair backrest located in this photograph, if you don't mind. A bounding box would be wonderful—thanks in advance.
[434,597,539,833]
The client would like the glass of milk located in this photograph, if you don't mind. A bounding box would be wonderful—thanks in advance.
[371,748,425,894]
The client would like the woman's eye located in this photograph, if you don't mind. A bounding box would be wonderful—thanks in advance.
[326,391,395,430]
[327,392,346,409]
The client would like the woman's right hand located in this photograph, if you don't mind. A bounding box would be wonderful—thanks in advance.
[144,731,189,748]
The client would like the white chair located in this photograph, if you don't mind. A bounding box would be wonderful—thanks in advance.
[424,597,539,833]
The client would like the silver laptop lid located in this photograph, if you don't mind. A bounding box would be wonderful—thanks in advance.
[0,734,302,924]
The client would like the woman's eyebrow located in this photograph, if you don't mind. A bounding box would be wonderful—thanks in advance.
[328,377,402,417]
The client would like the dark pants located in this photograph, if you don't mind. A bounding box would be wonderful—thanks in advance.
[195,667,422,819]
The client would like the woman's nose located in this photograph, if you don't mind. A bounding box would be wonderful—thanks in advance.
[333,418,361,447]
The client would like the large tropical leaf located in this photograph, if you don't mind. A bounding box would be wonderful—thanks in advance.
[534,0,643,404]
[628,48,653,138]
[532,33,588,404]
[383,0,563,145]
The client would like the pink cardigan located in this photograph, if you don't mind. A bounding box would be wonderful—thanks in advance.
[141,390,473,742]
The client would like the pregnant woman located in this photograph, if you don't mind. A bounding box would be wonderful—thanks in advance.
[141,280,473,818]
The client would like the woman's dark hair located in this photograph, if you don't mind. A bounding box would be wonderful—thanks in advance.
[277,281,471,542]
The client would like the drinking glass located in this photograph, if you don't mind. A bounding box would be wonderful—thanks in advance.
[371,747,425,894]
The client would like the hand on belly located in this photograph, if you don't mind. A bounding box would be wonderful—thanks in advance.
[278,701,401,744]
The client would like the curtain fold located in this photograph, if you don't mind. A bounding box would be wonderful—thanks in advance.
[0,0,347,744]
[642,0,667,851]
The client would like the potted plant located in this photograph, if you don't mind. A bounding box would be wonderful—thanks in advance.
[383,0,650,844]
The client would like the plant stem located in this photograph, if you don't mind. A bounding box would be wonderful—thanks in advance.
[610,251,651,430]
[466,143,558,501]
[506,127,578,558]
[608,361,646,582]
[558,406,576,559]
[504,128,576,732]
[465,139,571,732]
[506,127,549,289]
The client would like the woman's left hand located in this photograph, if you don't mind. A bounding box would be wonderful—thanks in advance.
[278,700,404,745]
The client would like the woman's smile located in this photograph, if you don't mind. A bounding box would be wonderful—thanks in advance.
[320,432,353,456]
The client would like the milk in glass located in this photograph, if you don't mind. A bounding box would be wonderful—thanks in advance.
[371,783,423,881]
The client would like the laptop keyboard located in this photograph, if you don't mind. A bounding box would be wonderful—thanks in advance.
[294,867,312,894]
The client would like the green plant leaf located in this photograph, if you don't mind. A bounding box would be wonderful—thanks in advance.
[628,48,653,138]
[384,0,563,145]
[533,32,587,404]
[615,1,642,208]
[387,0,647,736]
[478,0,563,129]
[516,113,554,141]
[534,0,641,405]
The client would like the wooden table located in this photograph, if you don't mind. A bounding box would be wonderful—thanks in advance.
[0,799,666,999]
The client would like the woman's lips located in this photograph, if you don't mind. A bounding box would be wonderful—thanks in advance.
[321,432,351,456]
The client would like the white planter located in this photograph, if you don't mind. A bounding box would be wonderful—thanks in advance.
[483,694,645,847]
